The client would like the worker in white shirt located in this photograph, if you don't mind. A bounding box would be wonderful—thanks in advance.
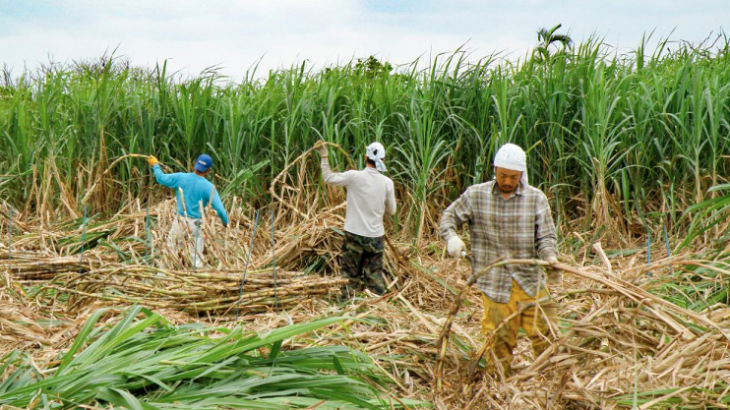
[315,141,397,299]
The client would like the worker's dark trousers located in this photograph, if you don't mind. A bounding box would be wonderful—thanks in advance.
[339,232,386,298]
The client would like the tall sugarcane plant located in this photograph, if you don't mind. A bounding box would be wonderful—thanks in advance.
[2,35,730,241]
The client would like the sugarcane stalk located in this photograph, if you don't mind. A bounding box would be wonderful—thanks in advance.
[237,209,261,320]
[144,203,150,263]
[78,206,88,274]
[271,206,278,310]
[7,206,12,259]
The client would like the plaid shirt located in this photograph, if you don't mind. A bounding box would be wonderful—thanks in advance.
[440,181,557,303]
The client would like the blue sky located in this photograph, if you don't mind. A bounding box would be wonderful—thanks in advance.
[0,0,728,79]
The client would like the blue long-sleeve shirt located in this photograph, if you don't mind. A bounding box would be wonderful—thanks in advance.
[153,164,229,225]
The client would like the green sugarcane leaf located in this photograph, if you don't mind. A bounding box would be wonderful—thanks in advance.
[268,340,282,360]
[332,355,346,375]
[56,307,111,374]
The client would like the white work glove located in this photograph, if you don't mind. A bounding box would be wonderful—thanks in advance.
[545,255,562,285]
[447,236,466,258]
[314,141,328,158]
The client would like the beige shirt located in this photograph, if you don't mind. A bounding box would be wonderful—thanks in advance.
[322,158,396,238]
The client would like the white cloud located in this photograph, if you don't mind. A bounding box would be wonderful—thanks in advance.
[0,0,727,78]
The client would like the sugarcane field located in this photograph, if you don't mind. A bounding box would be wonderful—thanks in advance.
[2,5,730,408]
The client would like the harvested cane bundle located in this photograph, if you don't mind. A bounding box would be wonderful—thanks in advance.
[4,254,347,315]
[0,256,95,281]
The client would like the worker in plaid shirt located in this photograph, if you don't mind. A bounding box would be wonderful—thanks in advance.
[439,143,560,377]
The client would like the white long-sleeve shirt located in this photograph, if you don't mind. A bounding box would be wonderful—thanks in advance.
[322,158,396,237]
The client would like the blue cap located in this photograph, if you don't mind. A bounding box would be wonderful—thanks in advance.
[194,154,213,172]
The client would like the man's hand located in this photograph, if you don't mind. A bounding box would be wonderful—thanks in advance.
[314,141,328,158]
[447,236,466,258]
[147,155,159,167]
[546,255,562,285]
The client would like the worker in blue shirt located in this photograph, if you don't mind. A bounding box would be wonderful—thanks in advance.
[147,153,229,268]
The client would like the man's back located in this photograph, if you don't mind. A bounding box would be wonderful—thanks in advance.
[153,165,228,224]
[174,173,214,218]
[322,163,396,238]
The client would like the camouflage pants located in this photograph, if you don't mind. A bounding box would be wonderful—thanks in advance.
[340,232,386,298]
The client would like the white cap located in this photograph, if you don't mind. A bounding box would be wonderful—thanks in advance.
[366,142,387,172]
[494,143,528,186]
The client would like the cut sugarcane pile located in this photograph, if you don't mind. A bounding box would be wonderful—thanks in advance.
[0,255,110,281]
[6,205,730,408]
[433,256,730,409]
[5,244,730,408]
[3,254,347,314]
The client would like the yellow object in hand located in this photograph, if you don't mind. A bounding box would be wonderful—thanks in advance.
[147,155,159,166]
[313,141,328,157]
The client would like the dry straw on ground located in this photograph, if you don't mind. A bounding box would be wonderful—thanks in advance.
[2,149,730,409]
[4,210,730,409]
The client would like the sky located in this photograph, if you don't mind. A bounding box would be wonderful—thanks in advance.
[0,0,728,80]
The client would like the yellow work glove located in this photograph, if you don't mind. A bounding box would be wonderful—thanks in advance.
[147,155,159,167]
[314,141,328,158]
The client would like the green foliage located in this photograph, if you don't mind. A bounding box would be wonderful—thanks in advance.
[2,36,730,239]
[0,306,430,409]
[533,23,573,62]
[354,56,393,78]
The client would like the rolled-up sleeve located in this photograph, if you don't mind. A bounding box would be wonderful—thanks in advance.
[322,158,355,187]
[535,192,558,260]
[439,189,473,241]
